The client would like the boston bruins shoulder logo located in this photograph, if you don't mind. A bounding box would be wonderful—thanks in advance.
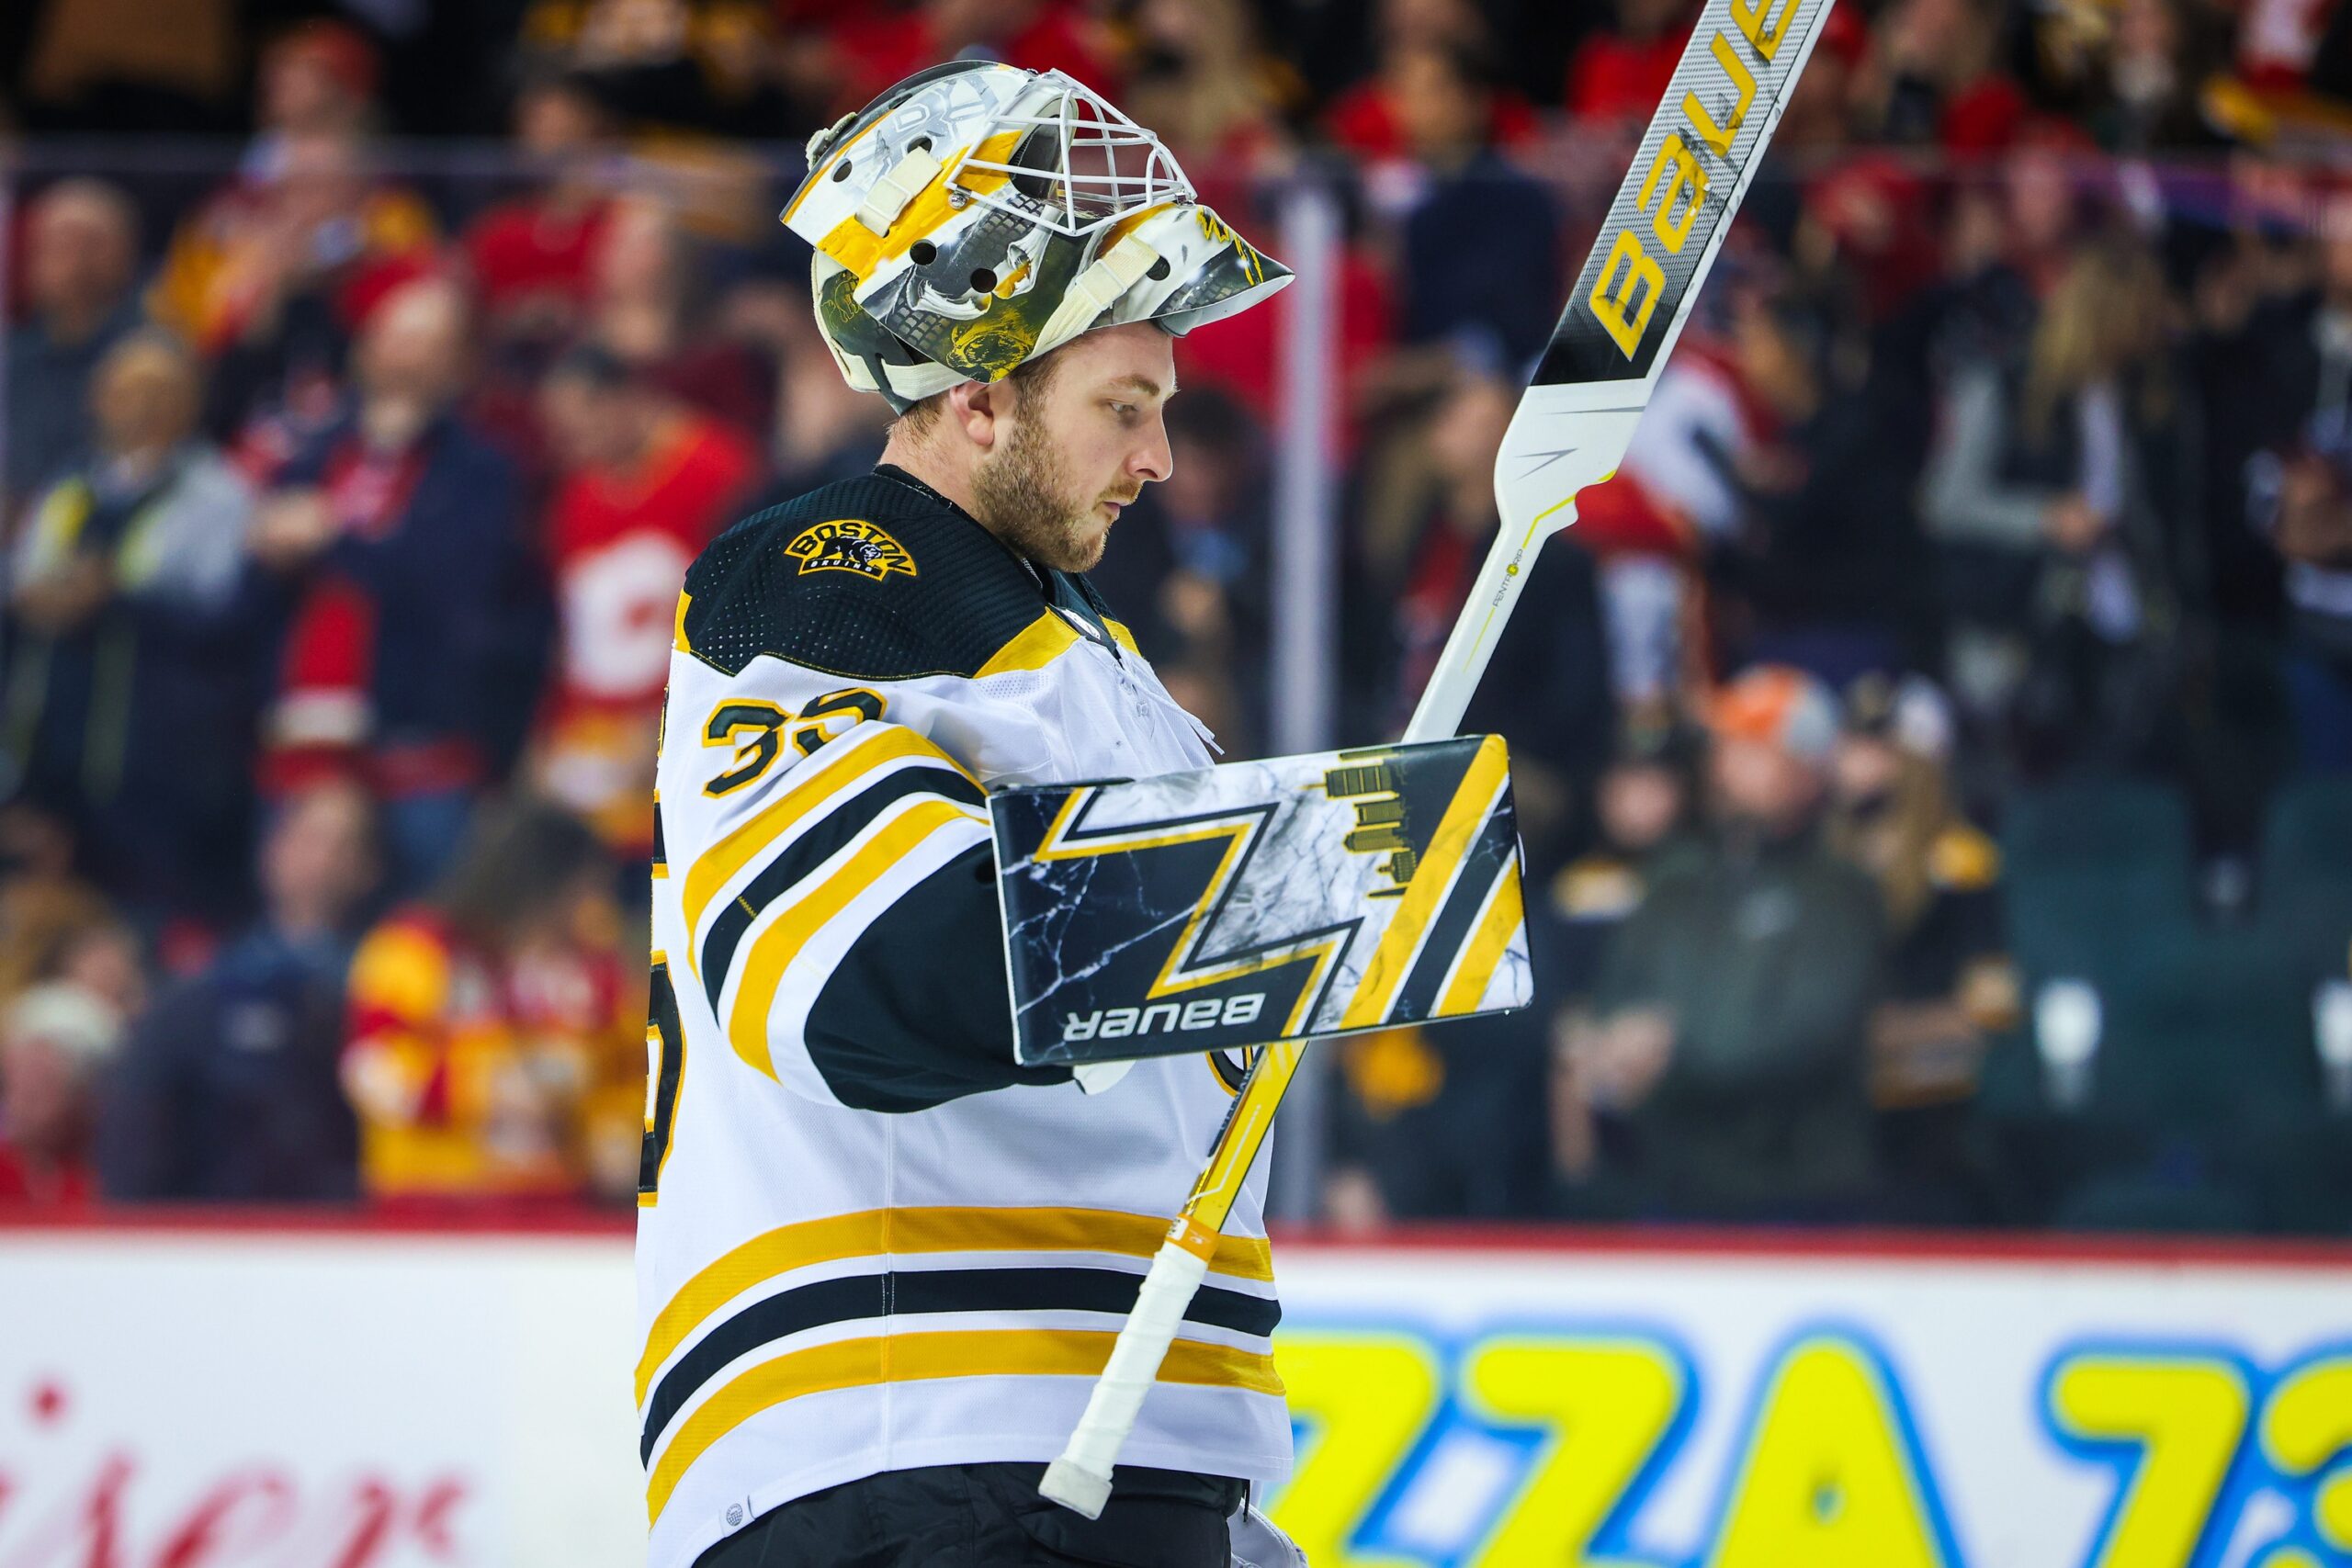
[784,518,917,581]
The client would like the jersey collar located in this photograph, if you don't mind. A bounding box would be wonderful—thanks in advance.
[871,462,1125,660]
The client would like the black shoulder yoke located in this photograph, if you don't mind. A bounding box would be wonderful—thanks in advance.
[680,468,1058,682]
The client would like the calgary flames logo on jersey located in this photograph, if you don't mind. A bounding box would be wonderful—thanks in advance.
[784,518,918,581]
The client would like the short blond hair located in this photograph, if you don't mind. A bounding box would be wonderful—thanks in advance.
[891,351,1063,442]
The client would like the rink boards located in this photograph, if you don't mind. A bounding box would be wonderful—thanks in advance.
[1,1216,2347,1567]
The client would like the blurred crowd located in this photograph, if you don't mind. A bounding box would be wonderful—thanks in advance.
[2,0,2351,1228]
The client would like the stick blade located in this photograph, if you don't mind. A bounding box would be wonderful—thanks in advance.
[1491,390,1645,547]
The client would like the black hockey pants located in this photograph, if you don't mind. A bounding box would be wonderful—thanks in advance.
[691,1462,1245,1567]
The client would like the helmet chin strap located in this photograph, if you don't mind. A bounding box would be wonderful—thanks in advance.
[863,351,921,414]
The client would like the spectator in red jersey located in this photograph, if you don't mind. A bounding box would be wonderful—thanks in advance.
[168,130,442,456]
[457,71,630,486]
[341,797,640,1205]
[0,982,123,1205]
[464,73,625,354]
[249,276,533,894]
[1562,0,1699,125]
[152,126,438,368]
[581,194,771,439]
[146,24,419,447]
[531,345,757,853]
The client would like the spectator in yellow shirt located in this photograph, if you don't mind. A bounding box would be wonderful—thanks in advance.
[341,798,641,1204]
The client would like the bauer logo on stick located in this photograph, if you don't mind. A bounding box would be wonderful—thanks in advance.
[1537,0,1829,387]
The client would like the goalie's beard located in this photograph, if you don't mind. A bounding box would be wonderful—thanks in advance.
[972,403,1136,574]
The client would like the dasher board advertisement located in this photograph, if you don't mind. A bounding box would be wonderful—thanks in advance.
[1265,1236,2352,1568]
[0,1221,2346,1567]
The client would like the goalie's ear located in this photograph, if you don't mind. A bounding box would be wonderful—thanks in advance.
[945,377,1011,452]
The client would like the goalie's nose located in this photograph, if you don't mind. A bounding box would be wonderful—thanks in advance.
[1130,415,1173,488]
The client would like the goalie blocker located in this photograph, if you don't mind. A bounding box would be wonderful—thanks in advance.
[991,736,1532,1067]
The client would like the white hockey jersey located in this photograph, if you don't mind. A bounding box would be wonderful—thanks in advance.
[635,467,1289,1568]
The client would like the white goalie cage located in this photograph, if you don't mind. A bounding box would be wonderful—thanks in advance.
[953,70,1196,237]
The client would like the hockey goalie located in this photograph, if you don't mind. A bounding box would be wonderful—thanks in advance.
[634,62,1311,1568]
[636,0,1834,1542]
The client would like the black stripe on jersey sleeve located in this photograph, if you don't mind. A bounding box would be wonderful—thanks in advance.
[699,763,988,1015]
[1389,809,1521,1023]
[639,1266,1281,1462]
[799,840,1073,1111]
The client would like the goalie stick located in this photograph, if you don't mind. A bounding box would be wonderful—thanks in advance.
[1040,0,1842,1518]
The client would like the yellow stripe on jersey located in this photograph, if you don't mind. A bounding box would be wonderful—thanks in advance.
[724,796,984,1078]
[1437,865,1524,1015]
[647,1327,1282,1521]
[1339,734,1510,1028]
[636,1205,1276,1404]
[1103,617,1141,655]
[680,725,978,970]
[975,611,1082,677]
[885,1204,1273,1279]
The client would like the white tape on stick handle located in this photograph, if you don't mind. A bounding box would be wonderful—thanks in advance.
[1041,1235,1213,1518]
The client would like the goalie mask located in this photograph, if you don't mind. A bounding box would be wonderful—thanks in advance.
[782,62,1291,411]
